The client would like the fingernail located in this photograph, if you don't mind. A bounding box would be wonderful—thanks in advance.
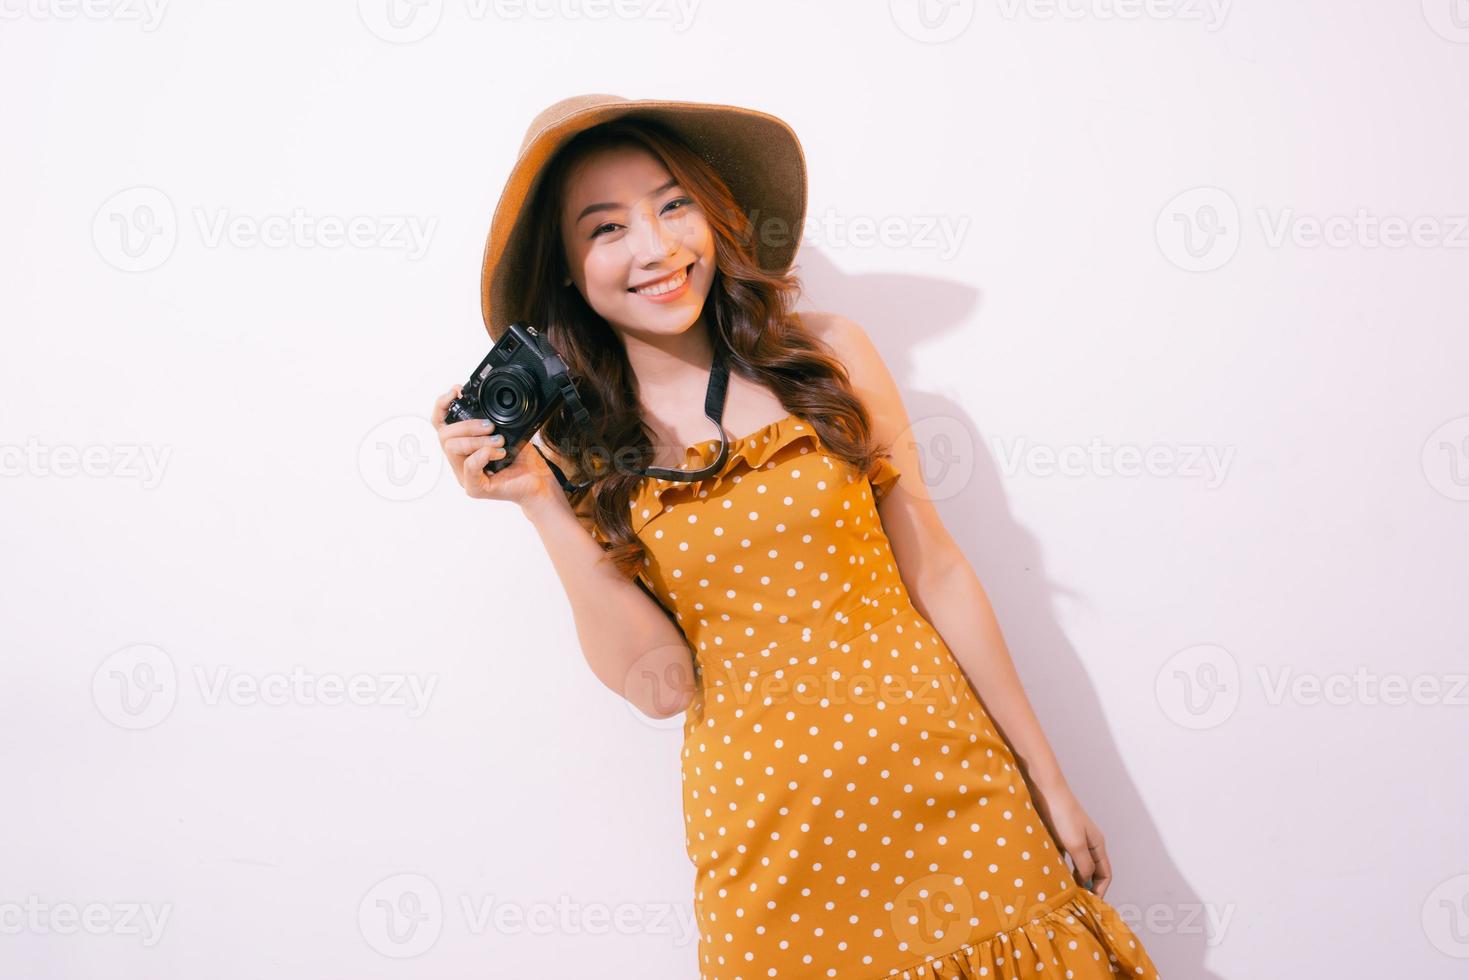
[480,420,493,428]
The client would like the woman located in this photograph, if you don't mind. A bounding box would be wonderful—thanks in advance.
[434,94,1162,980]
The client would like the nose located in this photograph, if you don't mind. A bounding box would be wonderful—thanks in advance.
[626,202,683,266]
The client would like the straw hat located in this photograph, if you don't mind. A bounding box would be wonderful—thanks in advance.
[479,93,808,341]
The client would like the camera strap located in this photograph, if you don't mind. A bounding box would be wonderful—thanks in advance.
[535,343,734,495]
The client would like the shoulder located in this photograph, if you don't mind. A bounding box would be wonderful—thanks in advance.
[796,310,900,422]
[797,310,874,362]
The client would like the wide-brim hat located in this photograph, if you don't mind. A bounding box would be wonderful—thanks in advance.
[480,93,807,341]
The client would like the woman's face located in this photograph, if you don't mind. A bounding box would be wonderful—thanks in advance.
[558,144,715,340]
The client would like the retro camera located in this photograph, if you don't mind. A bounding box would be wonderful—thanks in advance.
[444,321,592,482]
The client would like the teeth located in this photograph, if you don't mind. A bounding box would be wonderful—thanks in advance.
[635,266,688,296]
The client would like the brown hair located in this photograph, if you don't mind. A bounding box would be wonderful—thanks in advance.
[516,117,889,580]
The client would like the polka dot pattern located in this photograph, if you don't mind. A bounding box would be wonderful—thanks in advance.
[581,416,1162,979]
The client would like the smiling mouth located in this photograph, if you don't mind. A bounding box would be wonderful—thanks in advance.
[629,263,694,296]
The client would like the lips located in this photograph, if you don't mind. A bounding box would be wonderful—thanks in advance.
[629,262,694,294]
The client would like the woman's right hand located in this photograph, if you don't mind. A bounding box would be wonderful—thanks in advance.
[432,384,559,507]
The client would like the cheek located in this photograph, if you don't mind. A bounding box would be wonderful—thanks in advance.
[582,249,631,299]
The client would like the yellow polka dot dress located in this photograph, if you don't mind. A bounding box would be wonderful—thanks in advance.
[583,414,1162,979]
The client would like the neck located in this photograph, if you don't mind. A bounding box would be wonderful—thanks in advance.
[619,314,716,406]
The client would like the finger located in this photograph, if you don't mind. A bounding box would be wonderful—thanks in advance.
[445,434,502,457]
[462,443,507,485]
[431,386,462,429]
[1068,843,1095,889]
[440,417,497,443]
[1090,842,1113,897]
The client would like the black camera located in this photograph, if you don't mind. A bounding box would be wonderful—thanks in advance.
[444,321,592,481]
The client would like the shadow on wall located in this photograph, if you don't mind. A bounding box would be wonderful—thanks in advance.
[795,244,1222,980]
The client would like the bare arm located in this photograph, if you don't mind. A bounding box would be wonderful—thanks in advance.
[520,486,696,720]
[432,384,694,720]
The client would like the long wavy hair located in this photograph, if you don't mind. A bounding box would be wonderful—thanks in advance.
[517,117,890,581]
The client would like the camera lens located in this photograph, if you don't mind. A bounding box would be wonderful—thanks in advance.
[478,367,539,426]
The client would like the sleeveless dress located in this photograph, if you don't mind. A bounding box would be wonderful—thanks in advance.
[576,413,1162,980]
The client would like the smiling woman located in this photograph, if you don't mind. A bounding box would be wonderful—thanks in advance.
[435,94,1163,980]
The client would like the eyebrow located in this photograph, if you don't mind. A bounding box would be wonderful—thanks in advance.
[575,177,681,224]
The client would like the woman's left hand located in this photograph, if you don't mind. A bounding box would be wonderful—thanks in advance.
[1029,779,1113,899]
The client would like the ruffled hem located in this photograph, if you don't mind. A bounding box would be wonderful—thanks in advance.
[885,887,1161,980]
[628,413,820,536]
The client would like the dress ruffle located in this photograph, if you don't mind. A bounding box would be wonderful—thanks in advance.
[628,413,820,537]
[886,887,1161,980]
[867,452,902,503]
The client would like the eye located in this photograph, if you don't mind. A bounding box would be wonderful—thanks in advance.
[590,198,693,240]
